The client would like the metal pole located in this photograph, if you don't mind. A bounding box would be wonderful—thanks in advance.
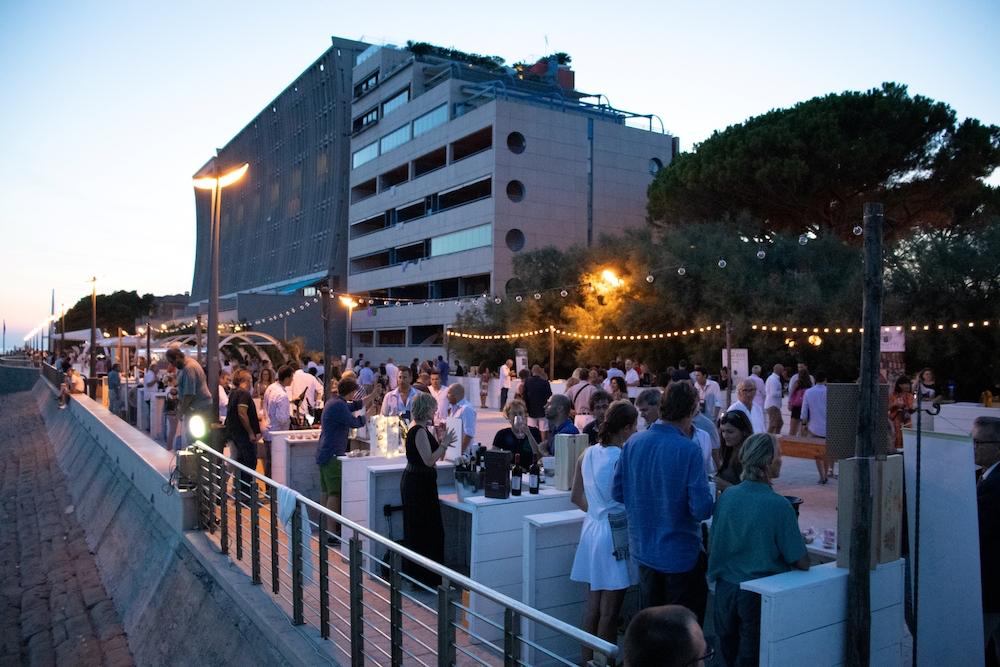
[196,314,203,366]
[90,277,97,398]
[61,306,65,357]
[847,202,884,667]
[347,304,354,363]
[321,283,331,386]
[549,325,555,380]
[725,321,733,408]
[146,320,151,369]
[208,159,221,420]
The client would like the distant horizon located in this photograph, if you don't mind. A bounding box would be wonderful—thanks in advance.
[2,0,997,348]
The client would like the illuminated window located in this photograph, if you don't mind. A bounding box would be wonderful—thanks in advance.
[379,125,411,155]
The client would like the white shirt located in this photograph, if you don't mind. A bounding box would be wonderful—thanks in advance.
[289,369,323,413]
[625,368,640,386]
[750,374,766,409]
[500,364,513,389]
[603,367,625,391]
[429,384,449,421]
[764,372,783,410]
[218,385,229,420]
[358,366,375,386]
[696,379,721,405]
[800,384,828,438]
[445,398,477,441]
[143,369,157,399]
[727,401,767,434]
[788,373,815,397]
[385,362,399,390]
[263,381,291,438]
[693,427,716,480]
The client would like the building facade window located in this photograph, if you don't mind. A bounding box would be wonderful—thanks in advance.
[353,70,379,98]
[352,107,379,134]
[381,88,410,117]
[430,223,492,257]
[412,104,448,138]
[352,142,379,169]
[379,125,411,155]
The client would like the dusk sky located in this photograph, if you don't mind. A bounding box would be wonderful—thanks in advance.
[1,0,997,349]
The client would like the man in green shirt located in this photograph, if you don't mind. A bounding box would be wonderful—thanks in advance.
[708,433,809,666]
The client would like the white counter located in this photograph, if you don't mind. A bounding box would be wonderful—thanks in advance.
[932,401,1000,436]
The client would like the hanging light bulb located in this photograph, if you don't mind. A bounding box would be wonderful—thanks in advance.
[853,225,864,236]
[560,289,568,297]
[645,274,655,283]
[677,267,687,276]
[494,296,502,304]
[756,249,766,260]
[717,258,727,269]
[424,302,430,307]
[515,295,523,303]
[533,292,542,300]
[798,234,809,245]
[395,301,401,307]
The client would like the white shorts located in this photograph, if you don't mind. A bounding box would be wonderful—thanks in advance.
[527,416,546,431]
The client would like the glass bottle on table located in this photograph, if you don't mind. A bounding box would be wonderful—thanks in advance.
[528,460,540,494]
[511,453,523,496]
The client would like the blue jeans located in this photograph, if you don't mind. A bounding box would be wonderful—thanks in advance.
[713,579,762,666]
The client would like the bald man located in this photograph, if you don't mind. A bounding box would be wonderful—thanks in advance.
[444,383,477,453]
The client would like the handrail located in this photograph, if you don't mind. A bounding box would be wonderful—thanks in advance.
[191,442,620,660]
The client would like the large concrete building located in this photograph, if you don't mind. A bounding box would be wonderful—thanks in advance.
[190,37,676,359]
[345,43,678,361]
[190,36,370,351]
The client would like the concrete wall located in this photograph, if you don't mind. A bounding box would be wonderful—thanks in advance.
[0,364,40,394]
[31,378,338,666]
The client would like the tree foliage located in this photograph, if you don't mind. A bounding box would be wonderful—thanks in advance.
[647,83,1000,239]
[61,291,155,335]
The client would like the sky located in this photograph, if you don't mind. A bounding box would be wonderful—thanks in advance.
[1,0,997,350]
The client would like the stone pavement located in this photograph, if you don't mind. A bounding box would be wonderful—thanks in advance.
[0,391,133,667]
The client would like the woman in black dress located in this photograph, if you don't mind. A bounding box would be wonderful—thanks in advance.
[401,392,456,588]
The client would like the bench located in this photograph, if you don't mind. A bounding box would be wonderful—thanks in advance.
[778,434,827,463]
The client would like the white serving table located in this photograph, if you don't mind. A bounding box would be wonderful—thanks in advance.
[741,559,906,666]
[366,463,575,643]
[931,401,1000,436]
[270,430,322,500]
[150,392,166,441]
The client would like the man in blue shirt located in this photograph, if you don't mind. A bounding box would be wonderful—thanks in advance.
[613,381,714,623]
[542,393,578,456]
[317,377,366,539]
[436,355,450,386]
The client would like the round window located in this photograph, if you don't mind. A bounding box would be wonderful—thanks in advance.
[506,132,526,154]
[505,228,525,252]
[649,157,664,175]
[506,180,525,202]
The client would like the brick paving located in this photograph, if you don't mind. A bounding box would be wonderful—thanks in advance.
[0,392,133,667]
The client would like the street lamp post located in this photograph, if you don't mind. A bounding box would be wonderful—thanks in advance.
[89,276,97,399]
[339,296,357,364]
[60,303,65,358]
[193,160,248,420]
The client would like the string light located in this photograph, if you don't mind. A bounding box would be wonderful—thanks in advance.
[752,321,995,335]
[449,324,723,340]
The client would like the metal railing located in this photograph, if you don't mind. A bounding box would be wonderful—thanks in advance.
[41,361,64,387]
[0,356,39,368]
[189,443,619,666]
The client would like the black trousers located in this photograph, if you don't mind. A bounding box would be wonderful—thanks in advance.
[499,387,509,409]
[638,553,708,625]
[714,579,762,666]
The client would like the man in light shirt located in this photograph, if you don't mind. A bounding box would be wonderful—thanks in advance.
[443,384,477,454]
[380,366,419,417]
[750,365,766,411]
[800,370,830,483]
[625,359,641,387]
[764,364,785,434]
[358,361,375,394]
[429,370,449,421]
[289,363,324,423]
[262,365,293,477]
[499,359,514,409]
[693,369,721,417]
[603,361,625,391]
[385,358,399,391]
[726,379,766,433]
[974,416,1000,665]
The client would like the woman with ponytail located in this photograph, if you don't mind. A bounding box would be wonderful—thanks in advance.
[569,400,639,664]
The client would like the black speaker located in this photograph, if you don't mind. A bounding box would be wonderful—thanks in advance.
[483,450,512,499]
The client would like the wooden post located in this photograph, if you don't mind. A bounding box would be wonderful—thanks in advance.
[848,202,884,666]
[725,321,733,408]
[548,325,555,381]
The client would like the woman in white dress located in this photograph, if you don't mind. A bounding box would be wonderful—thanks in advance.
[570,399,640,663]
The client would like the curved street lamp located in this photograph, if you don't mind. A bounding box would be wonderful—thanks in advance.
[193,160,249,419]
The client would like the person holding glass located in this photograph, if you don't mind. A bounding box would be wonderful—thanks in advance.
[715,410,754,493]
[491,398,543,466]
[401,392,456,589]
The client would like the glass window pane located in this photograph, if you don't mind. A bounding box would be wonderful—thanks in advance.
[379,125,411,154]
[413,104,448,138]
[352,142,378,169]
[430,224,492,257]
[382,88,410,117]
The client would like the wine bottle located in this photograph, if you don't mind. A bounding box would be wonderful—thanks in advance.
[511,454,522,496]
[528,460,540,494]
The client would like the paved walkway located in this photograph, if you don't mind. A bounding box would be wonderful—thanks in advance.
[0,392,133,667]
